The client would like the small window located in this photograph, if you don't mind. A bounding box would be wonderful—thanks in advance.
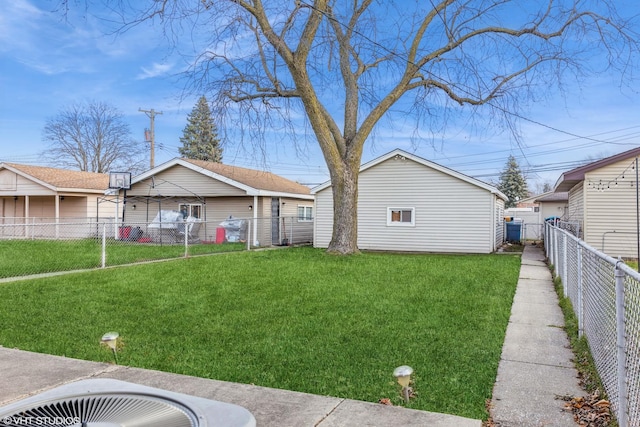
[179,203,203,219]
[297,205,313,222]
[387,207,415,226]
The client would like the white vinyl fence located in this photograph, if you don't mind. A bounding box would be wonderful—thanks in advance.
[545,222,640,427]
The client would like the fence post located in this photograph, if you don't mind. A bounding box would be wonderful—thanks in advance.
[246,219,251,251]
[289,216,294,246]
[562,233,568,297]
[577,244,584,338]
[184,224,189,258]
[552,229,557,272]
[101,224,107,268]
[544,223,549,257]
[548,225,554,264]
[614,261,629,427]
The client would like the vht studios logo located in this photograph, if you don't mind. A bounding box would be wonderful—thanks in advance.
[2,416,81,426]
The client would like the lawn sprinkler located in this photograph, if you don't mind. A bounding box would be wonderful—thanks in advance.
[393,365,413,403]
[101,332,119,364]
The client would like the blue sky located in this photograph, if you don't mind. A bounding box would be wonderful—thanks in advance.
[1,0,639,191]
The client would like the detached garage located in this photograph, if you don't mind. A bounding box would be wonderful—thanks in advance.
[312,149,508,253]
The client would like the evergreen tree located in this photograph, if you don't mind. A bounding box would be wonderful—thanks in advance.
[179,96,223,162]
[498,155,529,208]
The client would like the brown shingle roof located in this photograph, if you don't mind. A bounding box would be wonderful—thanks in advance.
[182,159,311,195]
[3,163,109,191]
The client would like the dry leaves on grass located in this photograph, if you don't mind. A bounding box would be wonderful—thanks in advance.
[483,399,499,427]
[557,390,612,426]
[377,387,417,406]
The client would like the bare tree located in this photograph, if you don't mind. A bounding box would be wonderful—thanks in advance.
[42,101,147,174]
[74,1,638,254]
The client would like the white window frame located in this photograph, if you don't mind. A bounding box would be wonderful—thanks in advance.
[387,207,415,227]
[179,203,203,219]
[297,205,313,222]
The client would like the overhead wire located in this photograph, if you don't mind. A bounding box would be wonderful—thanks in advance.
[297,0,638,175]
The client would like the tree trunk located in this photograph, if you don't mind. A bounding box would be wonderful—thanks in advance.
[326,159,360,255]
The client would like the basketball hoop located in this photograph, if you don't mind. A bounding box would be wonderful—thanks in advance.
[109,172,132,190]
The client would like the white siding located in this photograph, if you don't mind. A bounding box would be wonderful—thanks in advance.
[567,184,584,226]
[128,165,246,197]
[283,198,314,244]
[313,188,334,248]
[315,157,499,253]
[583,160,639,258]
[125,169,312,247]
[540,201,568,221]
[0,170,54,195]
[495,198,505,248]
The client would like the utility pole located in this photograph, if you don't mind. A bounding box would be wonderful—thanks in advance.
[139,108,163,168]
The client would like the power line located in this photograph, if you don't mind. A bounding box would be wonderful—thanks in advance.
[297,0,636,163]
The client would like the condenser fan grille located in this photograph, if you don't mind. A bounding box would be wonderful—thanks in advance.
[0,379,255,427]
[0,393,198,427]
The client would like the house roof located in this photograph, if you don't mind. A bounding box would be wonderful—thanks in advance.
[554,146,640,192]
[534,191,568,203]
[132,158,313,199]
[0,163,109,192]
[311,148,508,201]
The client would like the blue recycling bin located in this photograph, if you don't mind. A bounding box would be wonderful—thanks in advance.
[506,222,522,242]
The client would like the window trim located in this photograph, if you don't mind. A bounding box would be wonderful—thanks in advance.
[387,207,415,227]
[179,203,203,219]
[297,205,313,222]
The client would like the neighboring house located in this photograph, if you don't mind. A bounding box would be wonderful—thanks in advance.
[534,191,568,220]
[514,192,538,209]
[514,193,540,210]
[554,146,640,258]
[312,149,508,253]
[123,158,314,246]
[505,191,569,240]
[0,163,112,228]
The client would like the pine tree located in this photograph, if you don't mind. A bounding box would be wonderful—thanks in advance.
[498,155,529,208]
[179,96,223,162]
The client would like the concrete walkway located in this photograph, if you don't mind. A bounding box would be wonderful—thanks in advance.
[0,347,479,427]
[491,245,583,426]
[0,245,584,426]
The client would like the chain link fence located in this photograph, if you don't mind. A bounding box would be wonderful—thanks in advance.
[0,216,313,280]
[546,222,639,427]
[522,222,544,241]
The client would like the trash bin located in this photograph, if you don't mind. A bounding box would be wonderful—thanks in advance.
[118,226,132,240]
[130,227,143,241]
[506,222,522,242]
[215,227,226,244]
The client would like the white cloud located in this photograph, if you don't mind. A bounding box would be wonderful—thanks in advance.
[136,62,174,80]
[0,0,45,53]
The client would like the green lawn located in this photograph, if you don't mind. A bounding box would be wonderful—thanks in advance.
[0,239,246,278]
[0,247,520,420]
